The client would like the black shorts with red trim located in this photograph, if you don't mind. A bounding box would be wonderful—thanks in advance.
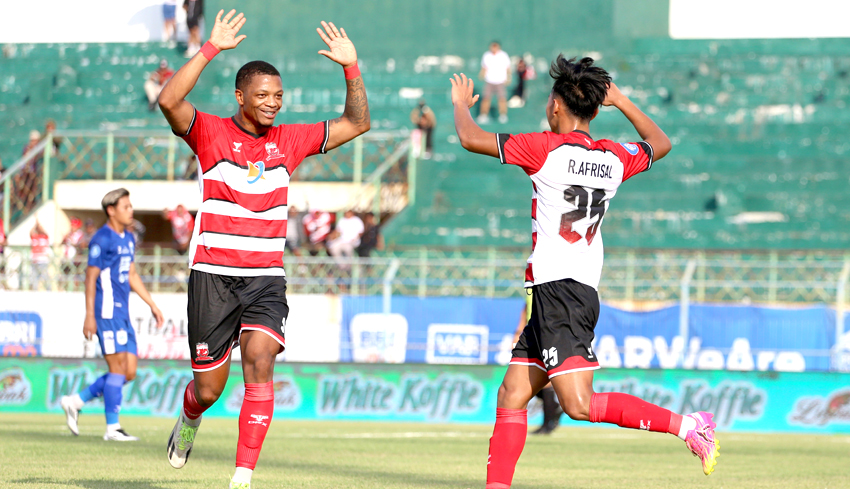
[188,270,288,372]
[511,278,600,379]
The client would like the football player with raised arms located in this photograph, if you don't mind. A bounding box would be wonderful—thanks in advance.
[61,188,164,441]
[450,57,720,488]
[157,9,369,489]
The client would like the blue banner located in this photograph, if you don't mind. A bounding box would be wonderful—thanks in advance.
[340,296,847,372]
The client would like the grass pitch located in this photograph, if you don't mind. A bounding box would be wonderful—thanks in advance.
[1,413,848,489]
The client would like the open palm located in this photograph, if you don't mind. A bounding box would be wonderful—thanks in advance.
[316,21,357,68]
[209,9,247,51]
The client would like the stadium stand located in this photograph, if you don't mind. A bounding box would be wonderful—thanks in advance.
[2,1,848,249]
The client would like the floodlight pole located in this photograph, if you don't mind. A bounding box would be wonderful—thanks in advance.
[679,259,697,367]
[383,258,401,314]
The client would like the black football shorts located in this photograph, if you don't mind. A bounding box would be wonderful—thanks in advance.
[188,270,288,372]
[511,278,600,379]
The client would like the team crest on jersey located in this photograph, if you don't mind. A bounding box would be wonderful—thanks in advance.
[247,160,266,184]
[265,142,284,160]
[195,343,213,361]
[621,142,640,155]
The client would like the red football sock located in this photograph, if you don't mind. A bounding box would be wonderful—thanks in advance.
[589,392,682,435]
[183,380,209,420]
[236,382,275,470]
[485,408,527,489]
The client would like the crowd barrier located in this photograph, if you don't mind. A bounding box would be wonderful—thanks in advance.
[1,358,848,434]
[2,292,849,372]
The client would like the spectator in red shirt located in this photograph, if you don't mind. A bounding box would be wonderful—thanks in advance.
[302,209,333,256]
[145,60,176,111]
[62,217,85,260]
[164,205,195,254]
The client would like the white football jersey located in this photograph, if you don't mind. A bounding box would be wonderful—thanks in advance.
[496,130,653,289]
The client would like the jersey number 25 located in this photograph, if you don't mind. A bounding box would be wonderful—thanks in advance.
[559,186,610,245]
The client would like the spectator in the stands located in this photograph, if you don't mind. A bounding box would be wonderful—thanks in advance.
[22,130,41,158]
[163,204,194,254]
[44,119,62,154]
[62,217,85,261]
[162,0,178,45]
[285,206,302,257]
[410,100,436,158]
[145,60,175,111]
[302,209,333,256]
[30,220,50,290]
[129,218,147,246]
[508,58,536,108]
[357,212,384,257]
[82,219,98,248]
[327,210,364,270]
[183,0,204,58]
[477,41,512,124]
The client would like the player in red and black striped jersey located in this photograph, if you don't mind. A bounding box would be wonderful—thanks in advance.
[157,10,369,488]
[451,56,720,486]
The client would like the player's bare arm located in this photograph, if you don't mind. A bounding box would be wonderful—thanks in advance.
[317,21,371,151]
[83,265,99,340]
[128,262,164,328]
[451,73,499,157]
[158,9,247,134]
[603,82,672,160]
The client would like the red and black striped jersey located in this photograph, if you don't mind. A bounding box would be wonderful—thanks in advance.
[178,109,329,276]
[496,129,653,289]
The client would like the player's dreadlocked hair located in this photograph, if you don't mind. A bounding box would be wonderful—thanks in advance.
[549,55,611,120]
[235,61,281,91]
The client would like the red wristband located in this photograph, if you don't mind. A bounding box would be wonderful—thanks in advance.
[344,64,361,80]
[199,41,220,61]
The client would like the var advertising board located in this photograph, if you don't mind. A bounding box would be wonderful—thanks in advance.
[2,292,848,373]
[1,358,849,433]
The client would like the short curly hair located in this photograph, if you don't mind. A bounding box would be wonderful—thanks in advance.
[235,60,281,91]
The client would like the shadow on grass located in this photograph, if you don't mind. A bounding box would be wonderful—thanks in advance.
[11,478,168,489]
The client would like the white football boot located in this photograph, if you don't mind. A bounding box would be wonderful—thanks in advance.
[104,427,140,441]
[60,394,82,436]
[167,412,201,468]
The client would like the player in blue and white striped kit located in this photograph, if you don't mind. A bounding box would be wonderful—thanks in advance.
[61,188,163,441]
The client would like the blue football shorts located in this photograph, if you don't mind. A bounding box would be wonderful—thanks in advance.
[96,318,138,356]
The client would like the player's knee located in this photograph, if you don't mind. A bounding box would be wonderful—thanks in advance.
[243,354,276,382]
[561,399,590,421]
[496,382,530,409]
[196,383,224,407]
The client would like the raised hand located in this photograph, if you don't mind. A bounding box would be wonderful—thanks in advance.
[601,81,624,107]
[450,73,479,109]
[208,9,247,51]
[316,21,357,68]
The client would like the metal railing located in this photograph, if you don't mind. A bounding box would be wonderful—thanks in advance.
[0,129,416,234]
[2,247,847,303]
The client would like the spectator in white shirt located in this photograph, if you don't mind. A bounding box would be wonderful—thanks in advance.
[327,210,364,270]
[478,41,512,124]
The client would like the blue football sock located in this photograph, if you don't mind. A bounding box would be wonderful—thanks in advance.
[103,373,126,426]
[79,373,109,403]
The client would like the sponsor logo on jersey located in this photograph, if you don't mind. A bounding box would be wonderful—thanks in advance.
[265,142,284,160]
[232,142,242,153]
[247,160,266,184]
[621,142,640,155]
[195,342,212,361]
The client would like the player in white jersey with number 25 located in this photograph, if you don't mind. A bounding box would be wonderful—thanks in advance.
[450,56,720,488]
